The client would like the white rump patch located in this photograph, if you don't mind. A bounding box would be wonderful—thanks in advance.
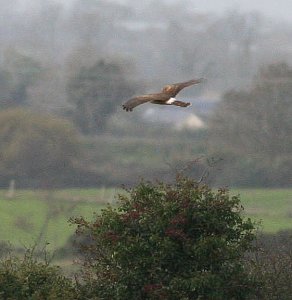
[166,97,176,104]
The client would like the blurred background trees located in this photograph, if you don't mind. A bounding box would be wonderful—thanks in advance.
[207,63,292,186]
[209,63,292,157]
[0,50,43,108]
[67,60,136,134]
[0,109,81,187]
[0,0,290,187]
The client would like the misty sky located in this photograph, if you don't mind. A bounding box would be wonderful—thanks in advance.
[189,0,292,22]
[112,0,292,22]
[19,0,292,23]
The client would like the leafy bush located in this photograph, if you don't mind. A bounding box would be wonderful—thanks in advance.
[0,249,77,300]
[72,175,257,299]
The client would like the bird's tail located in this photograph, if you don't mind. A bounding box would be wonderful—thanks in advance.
[172,100,191,107]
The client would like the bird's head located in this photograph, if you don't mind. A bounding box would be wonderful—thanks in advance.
[161,85,173,93]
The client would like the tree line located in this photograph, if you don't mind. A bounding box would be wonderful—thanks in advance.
[0,57,291,187]
[208,63,292,187]
[0,1,291,188]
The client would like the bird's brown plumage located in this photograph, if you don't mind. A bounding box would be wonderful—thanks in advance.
[122,78,204,111]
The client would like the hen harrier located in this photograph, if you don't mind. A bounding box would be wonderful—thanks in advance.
[122,78,204,112]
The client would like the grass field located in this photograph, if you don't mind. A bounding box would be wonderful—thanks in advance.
[0,188,118,251]
[234,189,292,233]
[0,188,291,252]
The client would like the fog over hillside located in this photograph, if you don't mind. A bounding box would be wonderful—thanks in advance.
[0,0,291,188]
[52,0,292,22]
[1,0,292,105]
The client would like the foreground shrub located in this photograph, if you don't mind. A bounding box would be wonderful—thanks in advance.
[0,249,77,300]
[247,230,292,299]
[73,175,257,299]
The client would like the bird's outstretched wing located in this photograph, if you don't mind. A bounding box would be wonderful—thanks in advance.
[122,94,160,111]
[162,78,204,97]
[122,78,204,111]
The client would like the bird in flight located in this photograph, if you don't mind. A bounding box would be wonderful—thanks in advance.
[122,78,204,112]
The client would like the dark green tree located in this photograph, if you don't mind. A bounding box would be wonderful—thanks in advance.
[67,60,136,134]
[72,175,257,299]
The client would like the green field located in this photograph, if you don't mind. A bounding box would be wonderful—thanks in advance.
[0,188,291,252]
[235,189,292,232]
[0,188,118,251]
